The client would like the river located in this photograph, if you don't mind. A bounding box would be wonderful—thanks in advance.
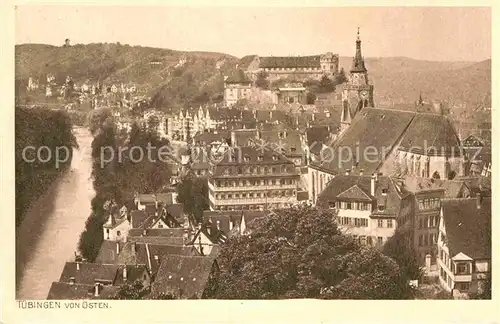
[16,127,94,300]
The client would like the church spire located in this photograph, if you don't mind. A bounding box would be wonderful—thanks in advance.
[351,27,367,73]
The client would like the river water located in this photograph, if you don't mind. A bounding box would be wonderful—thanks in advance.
[16,127,94,300]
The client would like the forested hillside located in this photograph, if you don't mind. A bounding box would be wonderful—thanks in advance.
[15,107,78,226]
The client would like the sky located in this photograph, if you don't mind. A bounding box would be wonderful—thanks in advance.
[15,6,491,62]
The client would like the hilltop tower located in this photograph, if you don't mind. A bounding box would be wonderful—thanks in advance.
[340,28,374,134]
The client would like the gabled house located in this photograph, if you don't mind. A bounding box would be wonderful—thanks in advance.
[103,212,130,242]
[437,195,491,298]
[317,173,413,246]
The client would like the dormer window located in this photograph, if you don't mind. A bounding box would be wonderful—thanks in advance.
[272,155,278,161]
[382,188,388,195]
[244,155,250,162]
[258,155,264,162]
[290,147,296,153]
[378,204,385,211]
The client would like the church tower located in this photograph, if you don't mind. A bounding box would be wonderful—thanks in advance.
[340,28,374,134]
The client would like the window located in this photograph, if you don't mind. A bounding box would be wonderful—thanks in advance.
[367,236,373,246]
[418,235,423,247]
[419,218,423,229]
[346,202,352,209]
[456,262,470,275]
[377,237,383,245]
[456,282,470,291]
[378,220,384,228]
[387,220,393,228]
[424,234,429,246]
[117,231,121,236]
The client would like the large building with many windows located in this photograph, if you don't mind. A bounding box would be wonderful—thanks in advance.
[207,146,300,211]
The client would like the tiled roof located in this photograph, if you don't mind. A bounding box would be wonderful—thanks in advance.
[117,242,199,275]
[95,241,125,264]
[202,211,243,235]
[225,69,252,84]
[441,197,491,259]
[260,55,321,69]
[136,193,175,205]
[398,114,462,156]
[113,264,149,286]
[47,282,119,300]
[193,132,231,145]
[58,262,119,285]
[316,108,415,175]
[212,146,295,174]
[130,210,150,228]
[151,255,217,299]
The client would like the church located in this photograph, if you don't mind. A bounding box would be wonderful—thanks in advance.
[308,29,467,204]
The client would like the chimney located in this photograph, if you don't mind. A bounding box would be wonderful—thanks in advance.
[69,277,75,285]
[76,262,80,271]
[371,173,376,196]
[116,242,120,255]
[143,229,147,236]
[476,192,482,209]
[229,220,234,231]
[345,169,350,176]
[123,266,128,282]
[231,131,237,147]
[94,283,100,297]
[312,113,316,121]
[359,169,364,176]
[131,241,137,253]
[216,220,221,230]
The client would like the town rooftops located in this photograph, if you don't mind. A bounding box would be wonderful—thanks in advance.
[441,197,491,260]
[151,255,218,299]
[238,55,258,70]
[117,242,199,275]
[95,240,126,264]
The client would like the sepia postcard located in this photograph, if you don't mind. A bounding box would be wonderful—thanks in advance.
[1,2,498,324]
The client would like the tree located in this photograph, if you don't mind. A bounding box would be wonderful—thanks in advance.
[111,280,151,300]
[334,68,348,85]
[176,174,209,224]
[382,228,423,281]
[317,75,336,93]
[204,206,416,299]
[306,92,317,105]
[255,71,270,90]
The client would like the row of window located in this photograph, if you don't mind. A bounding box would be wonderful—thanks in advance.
[418,233,438,247]
[377,219,394,228]
[214,190,296,200]
[329,201,372,211]
[212,203,292,211]
[418,198,441,210]
[419,215,439,229]
[338,217,369,227]
[353,235,385,246]
[215,178,296,187]
[222,165,293,175]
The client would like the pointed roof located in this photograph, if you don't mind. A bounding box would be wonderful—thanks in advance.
[350,27,367,73]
